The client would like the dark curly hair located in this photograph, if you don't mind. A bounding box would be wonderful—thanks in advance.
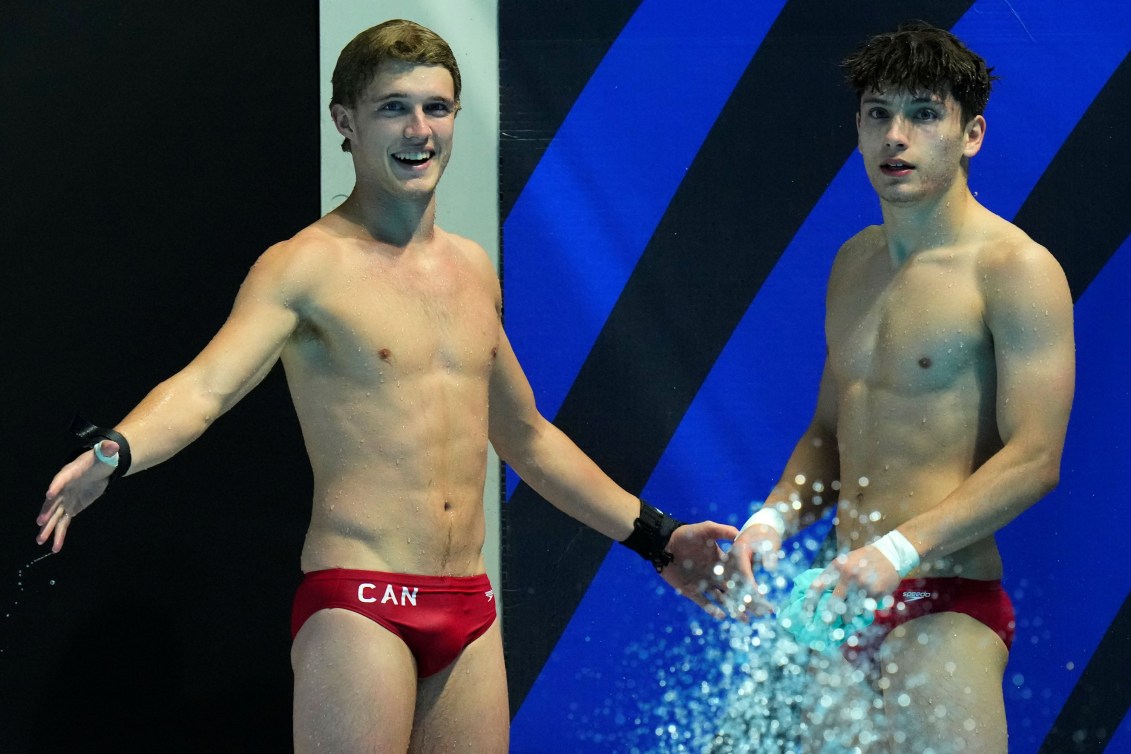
[842,22,997,122]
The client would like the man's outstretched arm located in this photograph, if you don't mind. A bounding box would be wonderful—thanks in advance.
[37,240,310,551]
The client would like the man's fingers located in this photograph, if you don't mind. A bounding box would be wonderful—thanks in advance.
[758,539,781,571]
[691,591,726,620]
[706,522,740,541]
[675,579,729,620]
[37,495,58,526]
[725,543,756,583]
[37,507,70,552]
[52,515,70,552]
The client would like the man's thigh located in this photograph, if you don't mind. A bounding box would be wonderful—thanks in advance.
[291,608,418,753]
[411,619,509,754]
[880,612,1009,754]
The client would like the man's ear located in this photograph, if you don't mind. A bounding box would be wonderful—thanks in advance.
[963,114,986,159]
[331,103,355,142]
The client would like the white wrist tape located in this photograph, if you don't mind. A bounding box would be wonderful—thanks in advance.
[871,530,920,578]
[741,506,786,538]
[92,440,120,468]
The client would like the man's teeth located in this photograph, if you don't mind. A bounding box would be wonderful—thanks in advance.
[395,151,430,161]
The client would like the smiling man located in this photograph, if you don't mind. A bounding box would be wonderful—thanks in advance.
[35,19,737,753]
[728,22,1075,753]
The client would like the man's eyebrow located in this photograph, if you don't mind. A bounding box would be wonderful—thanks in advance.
[369,92,456,105]
[861,92,943,105]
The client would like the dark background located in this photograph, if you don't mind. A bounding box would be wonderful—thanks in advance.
[2,3,318,750]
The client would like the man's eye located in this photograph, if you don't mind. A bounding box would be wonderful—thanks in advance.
[380,102,405,113]
[868,108,889,119]
[916,109,939,121]
[425,103,453,116]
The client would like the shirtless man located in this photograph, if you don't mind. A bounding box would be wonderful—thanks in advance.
[34,20,737,753]
[728,23,1074,753]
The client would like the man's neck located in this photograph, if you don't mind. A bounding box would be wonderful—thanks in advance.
[879,181,977,266]
[341,184,439,248]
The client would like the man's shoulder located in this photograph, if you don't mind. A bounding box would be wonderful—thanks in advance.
[829,225,884,273]
[436,226,489,259]
[435,226,497,280]
[972,213,1061,278]
[841,224,884,250]
[972,214,1071,320]
[244,221,345,293]
[264,216,355,262]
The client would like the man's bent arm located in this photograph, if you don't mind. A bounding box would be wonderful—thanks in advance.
[895,242,1075,563]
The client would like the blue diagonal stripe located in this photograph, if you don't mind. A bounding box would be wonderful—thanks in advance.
[503,0,788,451]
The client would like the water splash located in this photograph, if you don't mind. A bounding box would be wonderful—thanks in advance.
[3,551,57,654]
[578,536,896,753]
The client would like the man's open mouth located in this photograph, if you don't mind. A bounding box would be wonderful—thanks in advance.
[393,151,433,166]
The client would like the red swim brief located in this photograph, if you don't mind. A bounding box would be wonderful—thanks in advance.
[291,568,497,678]
[843,577,1015,666]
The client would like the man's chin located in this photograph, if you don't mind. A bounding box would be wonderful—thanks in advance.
[395,174,441,195]
[876,185,923,206]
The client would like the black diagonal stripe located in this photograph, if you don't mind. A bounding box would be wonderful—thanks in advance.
[1037,589,1131,753]
[503,0,976,714]
[1014,52,1131,302]
[1025,53,1131,754]
[499,0,642,219]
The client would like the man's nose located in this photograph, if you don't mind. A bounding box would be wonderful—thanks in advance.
[404,108,430,139]
[884,116,909,148]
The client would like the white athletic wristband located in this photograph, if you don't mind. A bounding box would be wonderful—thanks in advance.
[741,506,786,538]
[92,440,120,469]
[871,530,920,578]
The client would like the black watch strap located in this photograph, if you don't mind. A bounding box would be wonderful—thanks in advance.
[69,414,132,480]
[620,499,685,573]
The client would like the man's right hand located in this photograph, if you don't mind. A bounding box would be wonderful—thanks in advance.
[36,441,117,552]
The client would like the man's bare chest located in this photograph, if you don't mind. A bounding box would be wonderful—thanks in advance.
[292,266,500,381]
[828,262,991,394]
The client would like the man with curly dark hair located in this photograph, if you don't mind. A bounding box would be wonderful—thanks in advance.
[730,22,1074,753]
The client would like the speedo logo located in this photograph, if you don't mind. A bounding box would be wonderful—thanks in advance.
[901,591,933,602]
